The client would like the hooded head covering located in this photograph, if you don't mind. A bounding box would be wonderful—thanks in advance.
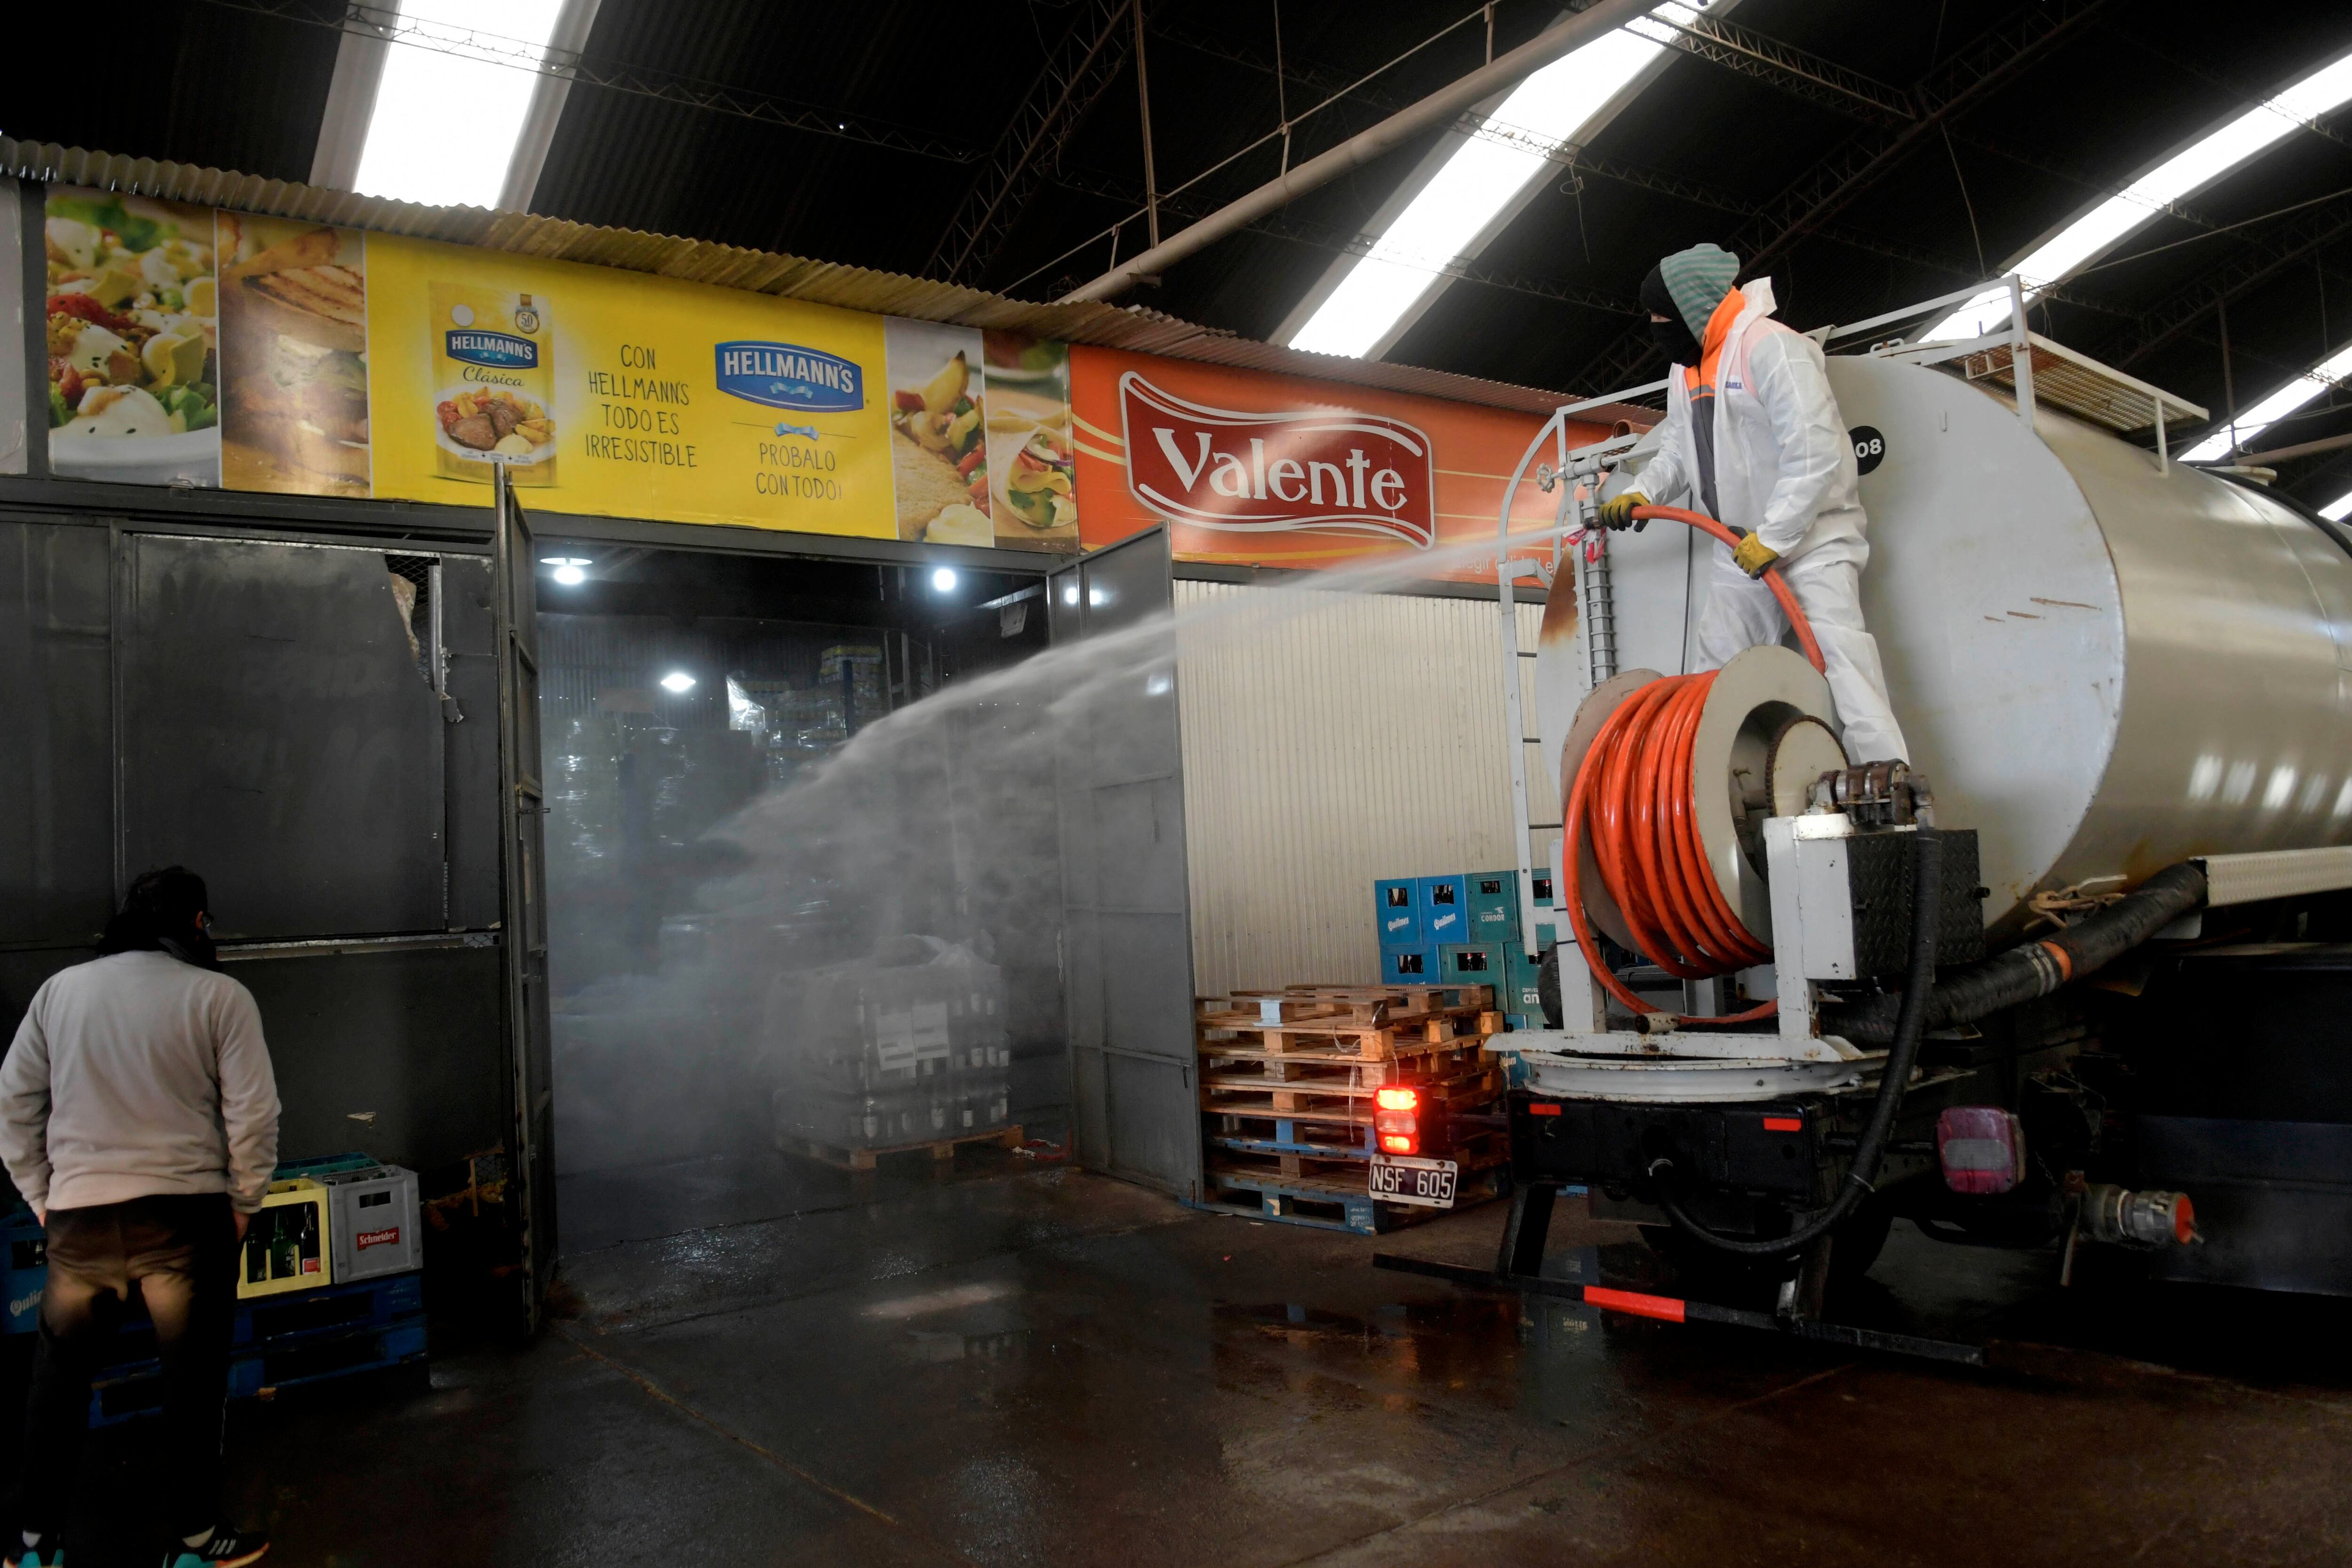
[1654,242,1741,337]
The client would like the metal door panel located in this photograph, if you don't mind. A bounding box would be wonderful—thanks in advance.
[1090,779,1186,911]
[1049,527,1200,1199]
[0,520,113,945]
[1105,1054,1198,1192]
[492,470,556,1331]
[121,534,444,938]
[1096,911,1195,1061]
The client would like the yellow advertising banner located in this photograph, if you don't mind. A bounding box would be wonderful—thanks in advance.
[365,234,895,534]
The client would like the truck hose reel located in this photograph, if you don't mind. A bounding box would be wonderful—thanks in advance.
[1558,505,1825,1026]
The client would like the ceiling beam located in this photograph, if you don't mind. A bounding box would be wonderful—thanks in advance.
[1569,0,2111,394]
[2102,196,2352,370]
[205,0,978,168]
[924,0,1138,287]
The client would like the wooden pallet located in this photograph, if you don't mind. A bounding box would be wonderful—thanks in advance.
[778,1123,1023,1173]
[1199,1065,1503,1121]
[1195,1162,1510,1235]
[1196,1008,1502,1062]
[1219,983,1496,1024]
[1195,1038,1489,1087]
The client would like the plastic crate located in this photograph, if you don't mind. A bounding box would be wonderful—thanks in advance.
[1374,879,1423,949]
[3,1206,45,1336]
[1383,946,1441,983]
[238,1179,332,1299]
[1417,874,1469,942]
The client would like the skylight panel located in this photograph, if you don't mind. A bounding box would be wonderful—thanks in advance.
[1286,6,1691,359]
[2182,341,2352,462]
[1923,48,2352,342]
[353,0,569,210]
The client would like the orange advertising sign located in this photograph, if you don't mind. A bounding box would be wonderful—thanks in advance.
[1070,345,1606,580]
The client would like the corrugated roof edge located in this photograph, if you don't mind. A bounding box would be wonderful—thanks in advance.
[9,139,1658,423]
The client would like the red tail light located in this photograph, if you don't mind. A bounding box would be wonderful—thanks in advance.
[1937,1106,2026,1194]
[1374,1085,1420,1154]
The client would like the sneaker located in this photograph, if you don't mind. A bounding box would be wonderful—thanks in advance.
[5,1535,64,1568]
[159,1524,267,1568]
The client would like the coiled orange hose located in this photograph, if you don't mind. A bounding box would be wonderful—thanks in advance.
[1559,506,1826,1026]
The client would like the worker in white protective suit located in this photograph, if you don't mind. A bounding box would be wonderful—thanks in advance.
[1596,242,1910,764]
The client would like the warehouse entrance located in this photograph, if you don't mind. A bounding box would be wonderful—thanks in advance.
[534,536,1061,1253]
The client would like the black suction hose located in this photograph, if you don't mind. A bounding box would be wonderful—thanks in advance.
[1649,824,1942,1258]
[1826,861,2206,1046]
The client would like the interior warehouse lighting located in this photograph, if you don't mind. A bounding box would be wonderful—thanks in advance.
[2182,339,2352,462]
[541,555,590,586]
[1923,48,2352,343]
[930,567,959,592]
[353,0,569,209]
[2320,487,2352,523]
[1285,4,1695,360]
[659,671,697,694]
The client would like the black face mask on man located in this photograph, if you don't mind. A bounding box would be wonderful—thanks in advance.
[1638,263,1704,366]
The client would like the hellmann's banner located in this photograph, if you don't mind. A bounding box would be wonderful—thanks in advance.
[37,186,1576,574]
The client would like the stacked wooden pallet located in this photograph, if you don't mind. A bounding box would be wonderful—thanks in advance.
[1195,983,1512,1234]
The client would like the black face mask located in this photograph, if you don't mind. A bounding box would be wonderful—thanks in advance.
[1650,315,1702,367]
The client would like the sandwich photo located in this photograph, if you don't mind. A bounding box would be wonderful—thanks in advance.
[220,215,370,495]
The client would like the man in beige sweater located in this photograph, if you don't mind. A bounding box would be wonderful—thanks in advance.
[0,868,278,1568]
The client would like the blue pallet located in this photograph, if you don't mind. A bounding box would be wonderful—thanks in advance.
[1197,1167,1510,1234]
[92,1316,427,1426]
[1208,1133,1373,1162]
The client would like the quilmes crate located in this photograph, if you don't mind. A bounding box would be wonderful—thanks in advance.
[1375,878,1423,949]
[3,1205,44,1335]
[1418,874,1472,947]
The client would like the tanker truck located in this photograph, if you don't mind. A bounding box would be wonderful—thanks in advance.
[1377,279,2352,1358]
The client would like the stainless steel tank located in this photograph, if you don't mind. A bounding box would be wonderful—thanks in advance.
[1534,354,2352,939]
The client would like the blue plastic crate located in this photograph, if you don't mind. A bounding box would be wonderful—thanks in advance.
[1383,946,1440,983]
[93,1316,426,1426]
[1421,891,1472,946]
[1374,879,1422,949]
[4,1206,45,1336]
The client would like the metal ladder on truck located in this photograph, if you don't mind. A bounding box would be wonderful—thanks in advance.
[1492,385,1664,981]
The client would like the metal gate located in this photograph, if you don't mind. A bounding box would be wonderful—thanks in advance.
[1048,526,1201,1199]
[491,470,556,1328]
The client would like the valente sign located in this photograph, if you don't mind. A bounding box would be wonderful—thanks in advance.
[1118,372,1437,548]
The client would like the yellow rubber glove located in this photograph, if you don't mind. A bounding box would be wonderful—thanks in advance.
[1593,489,1650,531]
[1732,532,1781,578]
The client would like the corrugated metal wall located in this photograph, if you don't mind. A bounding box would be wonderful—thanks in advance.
[1176,580,1553,1001]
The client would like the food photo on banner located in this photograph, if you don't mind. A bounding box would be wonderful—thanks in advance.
[884,317,992,546]
[219,214,370,496]
[43,187,222,485]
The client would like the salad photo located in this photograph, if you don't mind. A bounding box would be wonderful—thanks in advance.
[43,188,221,484]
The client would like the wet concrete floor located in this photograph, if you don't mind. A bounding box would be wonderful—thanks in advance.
[42,1163,2352,1565]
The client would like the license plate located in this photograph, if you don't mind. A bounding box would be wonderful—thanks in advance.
[1368,1154,1458,1208]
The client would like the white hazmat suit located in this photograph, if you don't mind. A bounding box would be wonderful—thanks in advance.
[1634,279,1909,764]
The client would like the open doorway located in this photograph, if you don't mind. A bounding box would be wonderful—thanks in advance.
[534,543,1059,1253]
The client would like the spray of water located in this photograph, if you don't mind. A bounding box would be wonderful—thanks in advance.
[548,530,1559,1223]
